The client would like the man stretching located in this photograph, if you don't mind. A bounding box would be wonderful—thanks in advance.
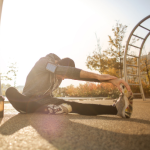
[6,53,133,118]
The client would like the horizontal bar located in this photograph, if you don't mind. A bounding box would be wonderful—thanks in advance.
[132,34,144,40]
[133,93,143,95]
[128,44,141,49]
[141,73,147,76]
[127,54,139,58]
[127,74,139,76]
[127,64,138,67]
[139,25,150,31]
[129,84,140,85]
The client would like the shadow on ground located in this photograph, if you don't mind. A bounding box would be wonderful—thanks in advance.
[0,113,150,150]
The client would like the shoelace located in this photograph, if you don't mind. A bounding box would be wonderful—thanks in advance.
[47,105,62,114]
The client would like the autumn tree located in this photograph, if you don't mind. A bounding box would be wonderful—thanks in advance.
[140,51,150,85]
[86,22,128,78]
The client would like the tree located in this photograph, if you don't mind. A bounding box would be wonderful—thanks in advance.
[1,62,18,87]
[1,83,11,96]
[7,62,18,87]
[86,22,128,78]
[107,22,127,78]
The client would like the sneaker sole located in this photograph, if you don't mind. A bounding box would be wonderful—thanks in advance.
[121,85,133,118]
[125,92,133,118]
[122,95,129,118]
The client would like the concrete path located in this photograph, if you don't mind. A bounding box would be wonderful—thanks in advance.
[0,99,150,150]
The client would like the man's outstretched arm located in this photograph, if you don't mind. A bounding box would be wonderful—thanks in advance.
[80,70,131,93]
[54,65,131,93]
[80,70,117,81]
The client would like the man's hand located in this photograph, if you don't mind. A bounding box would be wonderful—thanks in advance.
[109,78,131,93]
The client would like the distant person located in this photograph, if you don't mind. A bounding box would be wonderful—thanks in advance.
[6,53,133,118]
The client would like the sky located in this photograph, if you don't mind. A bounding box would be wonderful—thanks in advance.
[0,0,150,87]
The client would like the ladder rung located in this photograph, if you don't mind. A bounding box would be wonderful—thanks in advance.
[128,44,141,49]
[133,93,143,95]
[129,84,140,85]
[132,34,144,40]
[127,74,139,76]
[139,25,150,31]
[127,64,138,67]
[127,54,139,58]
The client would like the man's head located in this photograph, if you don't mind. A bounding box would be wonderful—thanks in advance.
[56,58,75,80]
[57,58,75,67]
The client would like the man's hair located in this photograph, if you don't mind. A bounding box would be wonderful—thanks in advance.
[58,58,75,67]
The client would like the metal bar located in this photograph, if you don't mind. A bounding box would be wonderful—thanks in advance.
[127,64,138,67]
[128,44,141,49]
[133,93,143,95]
[129,84,140,85]
[127,54,139,58]
[132,34,144,40]
[0,0,4,96]
[141,74,147,76]
[127,74,139,76]
[0,74,2,95]
[0,0,3,24]
[139,25,150,31]
[140,72,147,75]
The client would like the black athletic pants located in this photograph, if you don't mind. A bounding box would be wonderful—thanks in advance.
[7,93,117,116]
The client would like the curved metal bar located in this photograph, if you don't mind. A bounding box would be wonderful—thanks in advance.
[0,0,4,95]
[124,15,150,101]
[124,15,150,82]
[138,32,150,101]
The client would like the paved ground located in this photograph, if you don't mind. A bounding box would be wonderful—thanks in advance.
[0,99,150,150]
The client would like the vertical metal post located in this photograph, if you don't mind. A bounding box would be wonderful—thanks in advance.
[0,0,3,24]
[0,0,4,96]
[0,71,1,97]
[0,1,4,118]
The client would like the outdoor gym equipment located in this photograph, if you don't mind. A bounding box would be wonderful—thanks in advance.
[124,15,150,101]
[0,0,4,118]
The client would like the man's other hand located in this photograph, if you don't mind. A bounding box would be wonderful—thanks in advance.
[109,78,131,93]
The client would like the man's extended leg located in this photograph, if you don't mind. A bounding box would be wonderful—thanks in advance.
[5,87,116,116]
[37,85,133,118]
[35,97,117,116]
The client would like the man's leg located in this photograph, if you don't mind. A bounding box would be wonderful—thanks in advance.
[6,86,132,118]
[36,84,133,118]
[36,97,117,116]
[63,101,117,116]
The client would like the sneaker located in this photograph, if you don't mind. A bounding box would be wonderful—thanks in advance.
[47,103,72,115]
[114,84,133,118]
